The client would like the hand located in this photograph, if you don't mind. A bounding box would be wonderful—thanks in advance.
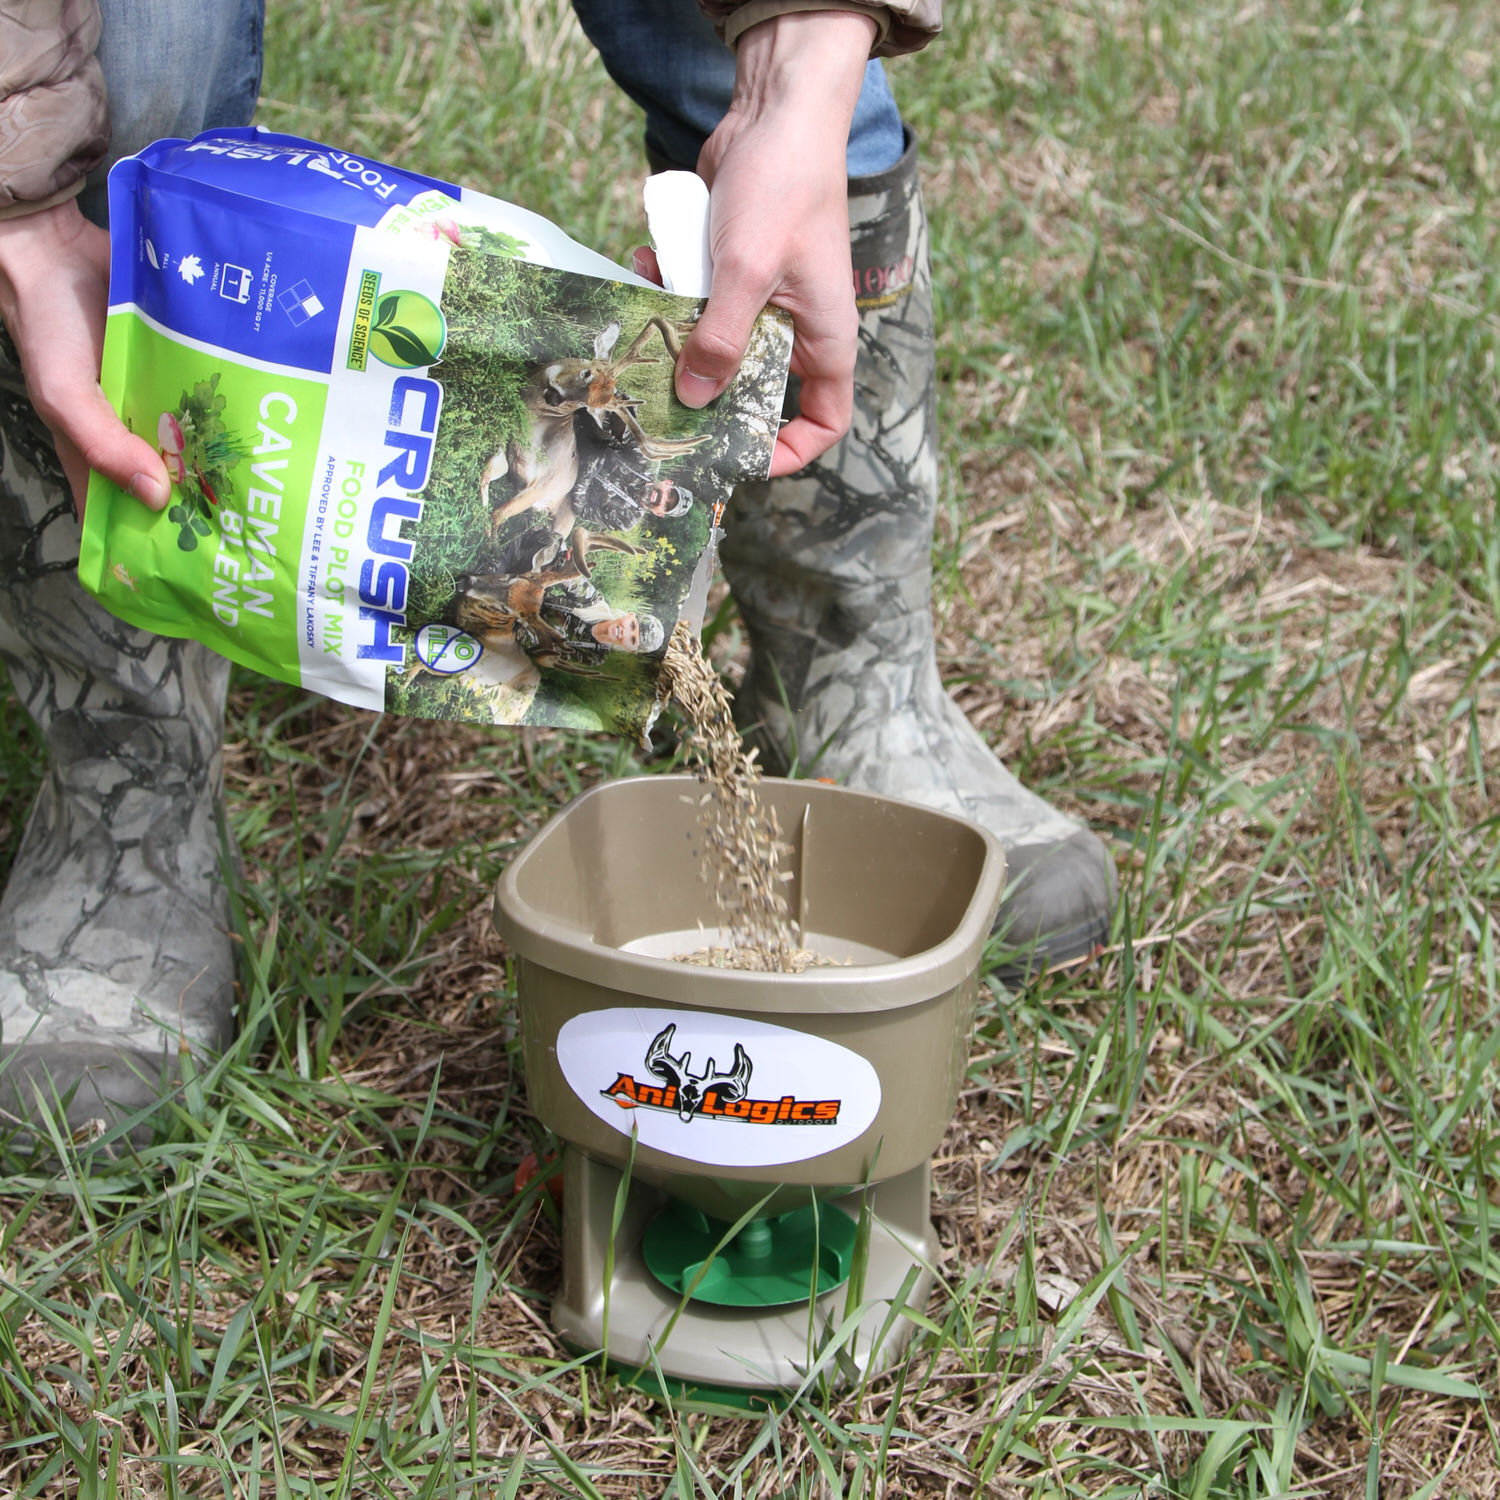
[0,199,169,519]
[673,11,876,478]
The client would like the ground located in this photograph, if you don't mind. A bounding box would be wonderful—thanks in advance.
[2,1,1499,1495]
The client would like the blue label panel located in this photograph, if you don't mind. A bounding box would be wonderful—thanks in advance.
[109,159,357,374]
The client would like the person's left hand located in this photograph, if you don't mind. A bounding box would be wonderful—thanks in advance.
[0,200,172,518]
[667,11,877,478]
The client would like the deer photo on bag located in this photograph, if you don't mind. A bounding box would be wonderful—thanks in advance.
[480,314,710,538]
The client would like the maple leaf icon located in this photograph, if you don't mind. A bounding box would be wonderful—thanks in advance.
[178,254,205,285]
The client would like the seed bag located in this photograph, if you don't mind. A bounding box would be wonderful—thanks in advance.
[78,128,791,741]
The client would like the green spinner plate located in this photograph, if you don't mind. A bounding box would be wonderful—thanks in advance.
[642,1199,857,1308]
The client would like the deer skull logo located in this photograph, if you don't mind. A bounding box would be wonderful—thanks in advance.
[643,1023,752,1122]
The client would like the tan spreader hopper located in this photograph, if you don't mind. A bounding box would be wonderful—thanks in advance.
[494,774,1004,1395]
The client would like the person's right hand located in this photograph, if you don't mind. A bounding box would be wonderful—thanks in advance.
[0,199,169,519]
[670,10,877,479]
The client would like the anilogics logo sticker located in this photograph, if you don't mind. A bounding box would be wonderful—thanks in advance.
[555,1008,883,1168]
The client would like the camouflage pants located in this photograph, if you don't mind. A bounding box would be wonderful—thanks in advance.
[0,333,234,1127]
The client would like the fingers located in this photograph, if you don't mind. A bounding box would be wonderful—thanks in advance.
[0,202,168,518]
[770,417,843,478]
[676,11,874,462]
[637,242,756,411]
[678,95,860,465]
[676,250,859,470]
[30,364,170,517]
[674,253,773,409]
[51,434,92,524]
[769,363,855,476]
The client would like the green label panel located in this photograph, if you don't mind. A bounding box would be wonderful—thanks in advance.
[80,313,327,686]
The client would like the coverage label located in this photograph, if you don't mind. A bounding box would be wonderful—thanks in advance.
[555,1008,883,1168]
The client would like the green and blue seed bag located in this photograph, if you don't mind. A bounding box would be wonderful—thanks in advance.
[79,127,790,741]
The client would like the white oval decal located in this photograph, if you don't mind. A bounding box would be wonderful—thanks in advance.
[555,1008,882,1169]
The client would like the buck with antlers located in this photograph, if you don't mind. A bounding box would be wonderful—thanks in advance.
[482,315,711,537]
[644,1023,753,1123]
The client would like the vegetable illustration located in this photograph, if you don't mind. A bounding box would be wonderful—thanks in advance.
[156,374,244,549]
[411,216,523,260]
[158,410,187,484]
[417,216,464,246]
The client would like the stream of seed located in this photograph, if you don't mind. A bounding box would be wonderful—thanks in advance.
[662,623,833,973]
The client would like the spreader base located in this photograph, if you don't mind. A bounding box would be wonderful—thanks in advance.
[551,1149,938,1391]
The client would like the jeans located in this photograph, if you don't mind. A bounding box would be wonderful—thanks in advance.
[569,0,906,177]
[77,0,903,233]
[78,0,265,227]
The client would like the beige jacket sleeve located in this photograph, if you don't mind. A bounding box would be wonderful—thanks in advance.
[700,1,941,57]
[0,0,108,219]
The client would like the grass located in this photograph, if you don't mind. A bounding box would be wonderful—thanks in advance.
[2,0,1499,1493]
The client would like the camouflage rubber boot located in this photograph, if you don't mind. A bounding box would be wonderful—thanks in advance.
[0,343,236,1144]
[721,135,1117,978]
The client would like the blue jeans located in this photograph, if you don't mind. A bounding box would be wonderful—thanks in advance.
[569,0,906,177]
[79,0,903,231]
[79,0,265,227]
